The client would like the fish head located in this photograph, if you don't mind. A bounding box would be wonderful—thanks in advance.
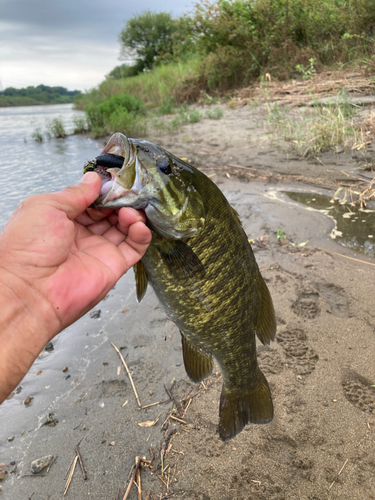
[85,133,205,239]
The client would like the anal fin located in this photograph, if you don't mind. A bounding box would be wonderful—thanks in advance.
[181,331,213,383]
[219,369,273,441]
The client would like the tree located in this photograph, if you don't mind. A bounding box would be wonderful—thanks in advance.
[119,11,177,72]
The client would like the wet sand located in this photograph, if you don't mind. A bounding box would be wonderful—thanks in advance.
[1,103,375,500]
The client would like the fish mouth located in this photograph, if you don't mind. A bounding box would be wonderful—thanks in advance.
[90,133,150,209]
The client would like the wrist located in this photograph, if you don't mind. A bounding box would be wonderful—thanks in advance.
[0,267,60,403]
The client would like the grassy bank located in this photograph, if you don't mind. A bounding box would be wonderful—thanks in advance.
[75,0,375,139]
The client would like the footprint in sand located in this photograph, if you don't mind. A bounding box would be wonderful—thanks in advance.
[342,372,375,414]
[277,328,319,375]
[291,286,320,319]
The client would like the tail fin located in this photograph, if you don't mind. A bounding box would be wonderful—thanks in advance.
[218,370,273,441]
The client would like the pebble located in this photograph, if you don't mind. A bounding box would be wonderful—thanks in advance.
[36,370,42,375]
[7,437,14,442]
[0,470,6,481]
[44,342,54,352]
[109,441,116,446]
[30,455,53,474]
[24,396,32,405]
[62,366,68,372]
[9,461,15,466]
[176,363,181,366]
[323,402,329,407]
[90,309,101,319]
[65,375,71,380]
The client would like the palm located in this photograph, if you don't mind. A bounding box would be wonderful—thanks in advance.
[1,193,151,330]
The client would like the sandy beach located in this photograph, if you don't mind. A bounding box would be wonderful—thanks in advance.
[1,99,375,500]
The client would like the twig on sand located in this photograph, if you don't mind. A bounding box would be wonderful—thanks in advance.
[46,455,58,473]
[75,446,87,480]
[169,415,188,425]
[164,384,172,400]
[112,342,141,407]
[64,455,78,496]
[116,488,121,500]
[145,491,151,500]
[328,458,349,491]
[65,455,76,477]
[136,466,142,500]
[319,248,375,267]
[139,399,172,410]
[123,456,142,500]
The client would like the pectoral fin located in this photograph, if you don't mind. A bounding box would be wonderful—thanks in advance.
[255,274,276,345]
[181,331,213,383]
[133,260,148,302]
[159,240,205,281]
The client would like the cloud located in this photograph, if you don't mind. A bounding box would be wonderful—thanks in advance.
[0,0,194,90]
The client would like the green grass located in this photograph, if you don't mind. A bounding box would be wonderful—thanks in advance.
[75,59,201,111]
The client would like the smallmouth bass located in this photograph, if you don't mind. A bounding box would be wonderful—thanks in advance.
[84,133,276,440]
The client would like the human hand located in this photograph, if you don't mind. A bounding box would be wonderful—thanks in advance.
[0,171,152,332]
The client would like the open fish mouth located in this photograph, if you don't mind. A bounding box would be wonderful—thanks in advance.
[83,133,149,209]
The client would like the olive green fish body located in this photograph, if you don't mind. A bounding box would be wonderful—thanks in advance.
[86,134,276,440]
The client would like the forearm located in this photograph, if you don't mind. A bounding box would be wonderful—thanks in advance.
[0,268,60,403]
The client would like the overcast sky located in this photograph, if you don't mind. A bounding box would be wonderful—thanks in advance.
[0,0,194,91]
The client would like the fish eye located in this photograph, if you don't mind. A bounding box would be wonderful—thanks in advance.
[157,158,172,175]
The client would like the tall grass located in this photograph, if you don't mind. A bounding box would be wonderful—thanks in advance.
[266,93,359,154]
[76,58,201,111]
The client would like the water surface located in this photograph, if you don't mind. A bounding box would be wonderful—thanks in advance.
[0,103,101,229]
[285,191,375,257]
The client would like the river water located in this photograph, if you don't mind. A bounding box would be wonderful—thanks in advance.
[0,103,101,229]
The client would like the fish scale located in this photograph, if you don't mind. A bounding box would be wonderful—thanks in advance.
[85,133,276,440]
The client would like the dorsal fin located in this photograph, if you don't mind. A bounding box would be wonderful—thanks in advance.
[255,275,276,345]
[231,205,243,227]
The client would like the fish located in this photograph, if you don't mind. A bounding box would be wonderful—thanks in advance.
[84,133,276,440]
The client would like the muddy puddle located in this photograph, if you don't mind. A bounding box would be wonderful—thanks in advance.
[285,191,375,257]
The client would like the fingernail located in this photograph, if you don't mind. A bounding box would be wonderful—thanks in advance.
[80,172,98,184]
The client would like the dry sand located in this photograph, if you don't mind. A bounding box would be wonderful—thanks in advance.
[1,101,375,500]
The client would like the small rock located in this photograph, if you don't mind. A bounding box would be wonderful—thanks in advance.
[7,436,14,442]
[121,307,128,313]
[323,402,329,407]
[90,309,101,319]
[36,370,42,375]
[0,470,7,481]
[109,441,116,446]
[0,464,4,470]
[62,366,68,372]
[44,342,54,352]
[176,363,181,366]
[30,455,53,474]
[149,390,154,396]
[6,392,14,400]
[15,386,22,394]
[24,396,32,405]
[9,461,15,466]
[65,375,71,380]
[103,362,108,366]
[39,413,57,428]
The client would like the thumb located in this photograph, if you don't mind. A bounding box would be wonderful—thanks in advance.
[51,172,102,220]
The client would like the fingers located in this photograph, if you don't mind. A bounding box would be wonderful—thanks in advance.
[117,207,147,235]
[118,221,152,268]
[49,172,102,221]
